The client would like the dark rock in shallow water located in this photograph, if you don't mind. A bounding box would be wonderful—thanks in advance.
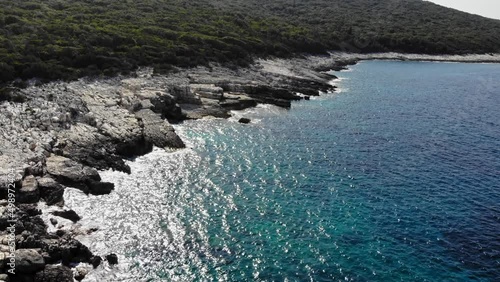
[238,118,251,124]
[106,253,118,265]
[91,256,102,268]
[37,177,64,206]
[34,265,73,282]
[87,180,114,195]
[41,236,93,265]
[15,249,45,273]
[55,230,66,237]
[51,210,81,223]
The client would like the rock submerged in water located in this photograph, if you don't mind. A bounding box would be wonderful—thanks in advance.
[87,180,115,195]
[51,209,81,223]
[238,118,251,124]
[90,256,103,269]
[106,253,118,265]
[37,177,64,206]
[49,218,57,226]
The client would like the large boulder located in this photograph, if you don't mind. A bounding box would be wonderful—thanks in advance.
[34,265,73,282]
[77,89,151,158]
[45,155,99,187]
[18,176,40,204]
[56,123,131,173]
[15,249,45,274]
[45,155,114,195]
[135,109,185,149]
[89,105,151,157]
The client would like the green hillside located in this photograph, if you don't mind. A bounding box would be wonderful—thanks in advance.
[1,0,500,84]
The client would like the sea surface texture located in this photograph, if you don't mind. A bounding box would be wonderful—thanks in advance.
[67,61,500,281]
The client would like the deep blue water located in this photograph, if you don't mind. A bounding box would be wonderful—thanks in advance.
[72,61,500,281]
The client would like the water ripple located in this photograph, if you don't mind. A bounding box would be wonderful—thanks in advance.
[67,61,500,281]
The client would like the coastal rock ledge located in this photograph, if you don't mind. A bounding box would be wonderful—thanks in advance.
[0,56,339,281]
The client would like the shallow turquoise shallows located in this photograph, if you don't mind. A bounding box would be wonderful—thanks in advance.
[69,61,500,282]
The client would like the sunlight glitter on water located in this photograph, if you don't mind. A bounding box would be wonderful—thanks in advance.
[63,61,500,281]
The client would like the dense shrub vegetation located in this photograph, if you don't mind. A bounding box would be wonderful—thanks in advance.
[1,0,500,84]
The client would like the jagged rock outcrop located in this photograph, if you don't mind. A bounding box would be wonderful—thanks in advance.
[135,109,185,149]
[55,123,132,173]
[45,155,114,195]
[131,89,186,121]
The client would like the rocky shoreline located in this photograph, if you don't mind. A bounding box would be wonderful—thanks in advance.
[0,55,341,281]
[1,52,499,281]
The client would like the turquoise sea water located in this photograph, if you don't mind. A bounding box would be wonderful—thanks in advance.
[69,61,500,281]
